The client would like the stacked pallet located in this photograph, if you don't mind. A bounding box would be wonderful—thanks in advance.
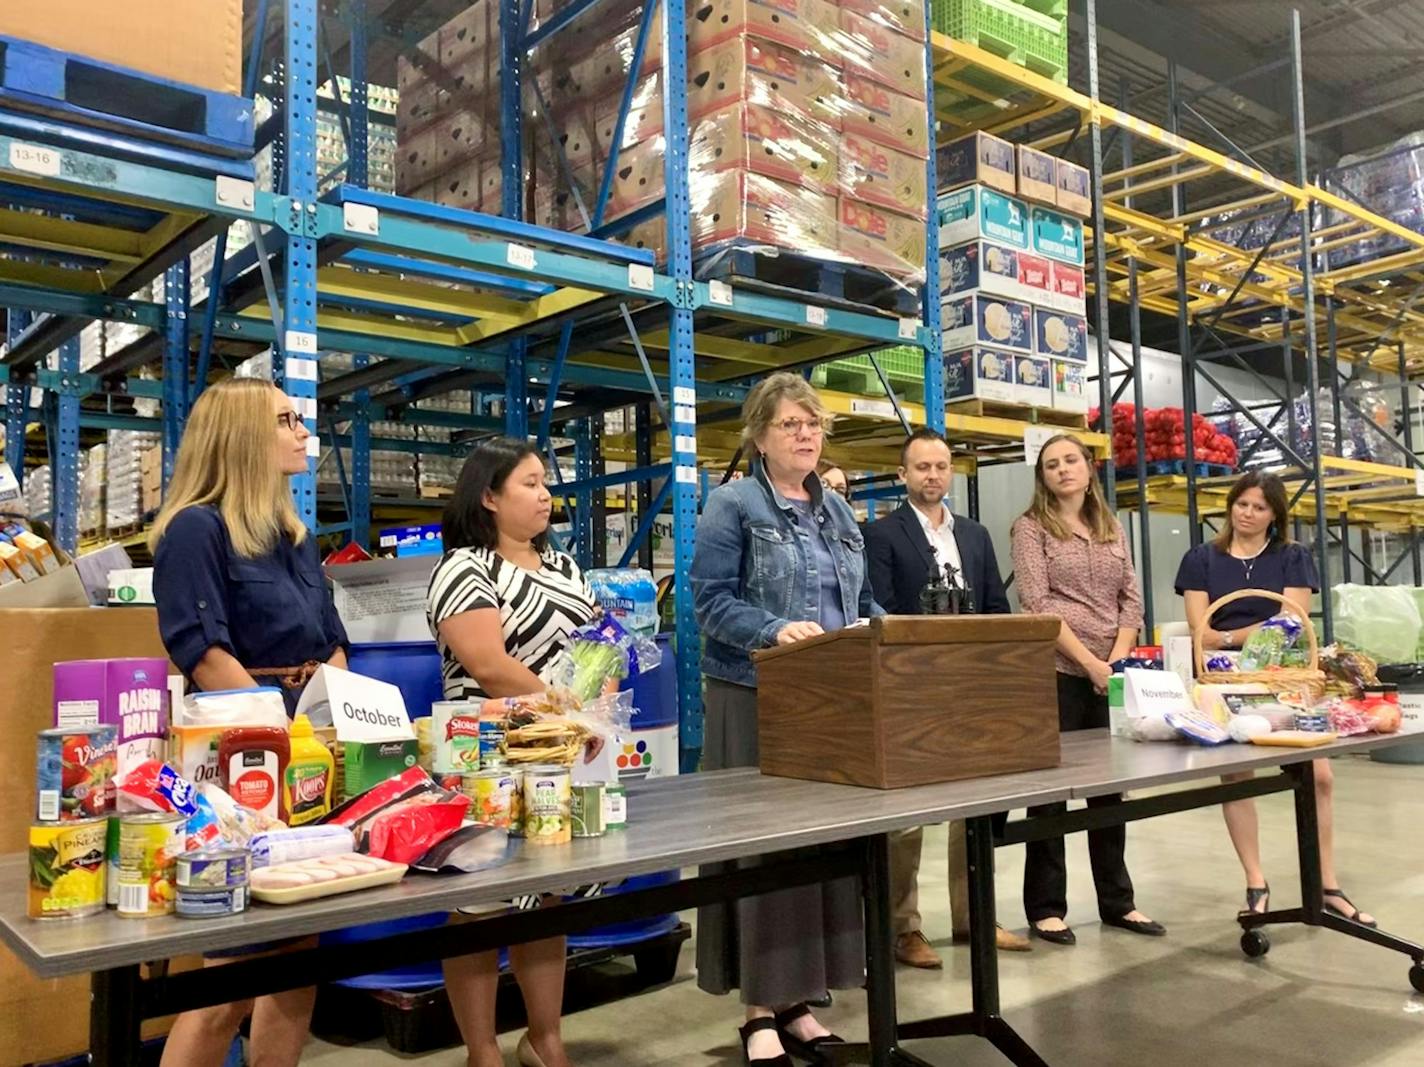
[395,0,931,292]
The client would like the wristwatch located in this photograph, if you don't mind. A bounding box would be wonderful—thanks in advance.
[1220,630,1235,648]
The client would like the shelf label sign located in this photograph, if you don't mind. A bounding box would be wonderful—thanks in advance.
[673,386,696,406]
[284,357,318,382]
[285,331,318,354]
[507,243,537,270]
[1023,425,1056,466]
[675,465,697,485]
[9,142,60,177]
[305,435,322,457]
[805,305,828,328]
[675,435,697,455]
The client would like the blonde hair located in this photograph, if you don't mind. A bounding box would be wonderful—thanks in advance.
[740,372,832,446]
[1023,433,1118,542]
[149,377,306,558]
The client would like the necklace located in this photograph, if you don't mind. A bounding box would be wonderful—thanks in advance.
[1231,539,1269,584]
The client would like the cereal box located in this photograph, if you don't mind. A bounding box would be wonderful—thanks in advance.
[53,659,170,791]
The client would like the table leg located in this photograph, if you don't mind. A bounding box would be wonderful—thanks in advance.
[964,815,1000,1019]
[1292,760,1325,924]
[862,833,899,1067]
[90,964,143,1067]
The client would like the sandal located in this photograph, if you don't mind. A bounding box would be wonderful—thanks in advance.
[1322,888,1378,928]
[739,1017,793,1066]
[772,1004,844,1063]
[1240,884,1270,917]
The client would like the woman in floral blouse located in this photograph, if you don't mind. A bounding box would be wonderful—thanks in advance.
[1011,434,1165,946]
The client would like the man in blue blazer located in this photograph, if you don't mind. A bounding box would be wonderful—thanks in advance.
[864,427,1029,964]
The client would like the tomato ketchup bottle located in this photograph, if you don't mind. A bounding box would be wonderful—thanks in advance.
[217,726,291,821]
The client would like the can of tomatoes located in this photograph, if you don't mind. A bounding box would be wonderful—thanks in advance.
[28,817,107,919]
[36,726,116,822]
[116,812,186,917]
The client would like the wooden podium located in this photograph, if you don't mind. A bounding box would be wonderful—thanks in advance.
[751,615,1062,789]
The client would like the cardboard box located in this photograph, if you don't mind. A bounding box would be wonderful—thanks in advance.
[1031,205,1086,265]
[693,171,839,257]
[1015,354,1053,407]
[595,71,665,151]
[937,184,1029,249]
[839,131,928,219]
[685,35,840,126]
[843,74,929,158]
[944,346,1016,404]
[440,1,498,66]
[937,131,1016,195]
[1056,158,1091,217]
[377,524,445,558]
[1049,261,1088,313]
[839,9,928,99]
[609,135,668,221]
[1016,144,1058,206]
[326,555,440,644]
[1034,307,1089,363]
[0,0,243,95]
[839,197,927,278]
[108,567,156,606]
[942,291,1034,353]
[940,240,1052,304]
[837,0,928,41]
[1052,359,1090,414]
[691,103,839,195]
[688,0,842,59]
[399,106,491,191]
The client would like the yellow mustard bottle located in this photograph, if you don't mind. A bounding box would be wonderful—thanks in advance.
[284,714,335,826]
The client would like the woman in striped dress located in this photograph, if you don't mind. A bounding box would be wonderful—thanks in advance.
[427,437,599,1067]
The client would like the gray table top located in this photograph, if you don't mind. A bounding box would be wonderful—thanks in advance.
[1,730,1416,978]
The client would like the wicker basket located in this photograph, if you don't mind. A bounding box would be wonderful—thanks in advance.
[1193,588,1327,699]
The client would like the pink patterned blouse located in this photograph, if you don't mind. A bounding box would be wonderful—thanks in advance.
[1011,512,1145,677]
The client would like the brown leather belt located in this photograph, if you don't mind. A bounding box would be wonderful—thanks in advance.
[248,660,322,691]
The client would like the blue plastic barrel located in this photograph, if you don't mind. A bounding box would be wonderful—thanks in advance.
[324,912,450,990]
[347,640,444,719]
[626,633,676,729]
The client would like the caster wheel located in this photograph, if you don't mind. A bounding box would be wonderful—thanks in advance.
[1410,963,1424,994]
[1241,929,1270,959]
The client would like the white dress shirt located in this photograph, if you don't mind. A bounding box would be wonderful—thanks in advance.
[910,502,965,588]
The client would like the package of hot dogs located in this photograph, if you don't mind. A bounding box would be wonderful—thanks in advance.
[321,765,470,863]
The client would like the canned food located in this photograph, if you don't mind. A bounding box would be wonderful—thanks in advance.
[481,755,510,772]
[435,771,466,793]
[603,783,627,831]
[463,768,517,830]
[28,818,107,919]
[36,726,116,821]
[176,885,247,918]
[478,719,506,759]
[105,814,121,907]
[117,812,187,917]
[176,848,251,891]
[432,699,484,774]
[522,767,572,846]
[571,784,605,838]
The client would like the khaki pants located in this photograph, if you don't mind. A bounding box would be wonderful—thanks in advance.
[889,821,970,937]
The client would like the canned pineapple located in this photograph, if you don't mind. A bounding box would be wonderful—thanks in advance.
[28,817,107,919]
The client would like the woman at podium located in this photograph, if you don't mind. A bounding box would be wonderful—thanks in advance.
[1011,433,1166,946]
[691,373,880,1067]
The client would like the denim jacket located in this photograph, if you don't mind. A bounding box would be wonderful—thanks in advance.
[691,461,882,687]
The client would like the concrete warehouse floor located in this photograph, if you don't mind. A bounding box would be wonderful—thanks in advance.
[306,755,1424,1066]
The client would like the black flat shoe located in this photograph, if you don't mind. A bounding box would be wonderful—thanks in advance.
[1239,884,1270,918]
[1029,921,1076,946]
[1103,914,1167,937]
[1322,888,1378,928]
[806,991,833,1009]
[739,1017,793,1066]
[773,1004,844,1063]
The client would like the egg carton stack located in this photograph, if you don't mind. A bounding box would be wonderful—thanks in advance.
[414,390,474,493]
[935,129,1090,414]
[255,79,399,196]
[78,322,105,371]
[25,465,52,519]
[105,431,161,533]
[79,445,106,538]
[394,0,931,297]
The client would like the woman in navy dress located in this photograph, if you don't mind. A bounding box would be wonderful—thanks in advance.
[151,377,349,1066]
[1176,470,1374,927]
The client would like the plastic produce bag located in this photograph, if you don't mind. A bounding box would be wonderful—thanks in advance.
[544,615,662,702]
[1238,612,1304,671]
[1332,584,1422,665]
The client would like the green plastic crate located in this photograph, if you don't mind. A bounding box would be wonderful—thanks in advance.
[933,0,1068,83]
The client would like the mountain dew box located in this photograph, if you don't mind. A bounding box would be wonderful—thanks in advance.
[343,739,420,798]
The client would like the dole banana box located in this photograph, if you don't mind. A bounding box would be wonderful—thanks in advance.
[1030,205,1086,265]
[1034,308,1089,364]
[1015,144,1058,207]
[1014,354,1053,407]
[937,184,1029,249]
[839,197,926,278]
[944,346,1016,404]
[623,217,668,263]
[838,9,928,98]
[687,0,838,57]
[692,103,839,195]
[685,34,841,127]
[942,291,1033,354]
[439,0,497,65]
[609,136,667,221]
[595,71,665,152]
[695,170,839,256]
[936,130,1016,195]
[842,74,928,158]
[940,240,1052,304]
[837,0,927,41]
[839,131,928,218]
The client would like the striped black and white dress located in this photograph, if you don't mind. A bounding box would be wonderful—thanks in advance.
[427,545,597,700]
[426,544,604,910]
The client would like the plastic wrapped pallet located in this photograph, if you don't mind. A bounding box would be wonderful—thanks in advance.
[105,431,160,533]
[24,466,52,519]
[1321,133,1424,268]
